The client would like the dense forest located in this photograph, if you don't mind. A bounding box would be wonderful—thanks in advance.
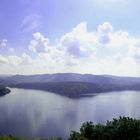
[69,117,140,140]
[9,81,140,98]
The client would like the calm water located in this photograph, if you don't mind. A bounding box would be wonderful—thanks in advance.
[0,88,140,139]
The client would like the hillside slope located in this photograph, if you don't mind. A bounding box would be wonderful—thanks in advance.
[10,81,140,97]
[0,73,139,97]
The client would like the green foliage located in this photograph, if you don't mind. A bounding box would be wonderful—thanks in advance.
[0,135,26,140]
[69,117,140,140]
[0,136,62,140]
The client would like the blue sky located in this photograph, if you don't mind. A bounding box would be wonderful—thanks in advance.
[1,0,140,42]
[0,0,140,76]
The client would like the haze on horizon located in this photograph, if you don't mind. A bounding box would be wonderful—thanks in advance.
[0,0,140,77]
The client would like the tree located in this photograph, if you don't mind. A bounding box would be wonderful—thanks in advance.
[69,117,140,140]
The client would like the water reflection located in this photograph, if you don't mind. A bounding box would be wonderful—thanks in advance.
[0,88,139,139]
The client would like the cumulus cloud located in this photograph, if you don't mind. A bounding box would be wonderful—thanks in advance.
[29,32,50,53]
[98,22,113,44]
[59,22,97,58]
[0,55,8,64]
[98,22,113,34]
[0,22,140,76]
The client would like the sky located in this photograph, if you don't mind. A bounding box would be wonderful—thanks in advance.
[0,0,140,76]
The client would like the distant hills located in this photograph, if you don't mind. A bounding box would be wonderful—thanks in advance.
[0,73,140,85]
[0,73,140,97]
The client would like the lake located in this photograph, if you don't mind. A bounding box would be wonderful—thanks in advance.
[0,88,140,139]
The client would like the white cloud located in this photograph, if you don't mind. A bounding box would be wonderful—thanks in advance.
[98,22,113,44]
[98,22,113,34]
[29,32,50,53]
[21,14,41,32]
[59,22,97,58]
[0,39,7,47]
[9,48,15,53]
[0,55,8,64]
[0,22,140,76]
[8,55,23,66]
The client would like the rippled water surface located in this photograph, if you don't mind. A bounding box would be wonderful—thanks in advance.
[0,88,140,139]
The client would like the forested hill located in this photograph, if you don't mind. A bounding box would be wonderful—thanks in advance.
[10,81,140,98]
[0,85,10,96]
[0,73,140,97]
